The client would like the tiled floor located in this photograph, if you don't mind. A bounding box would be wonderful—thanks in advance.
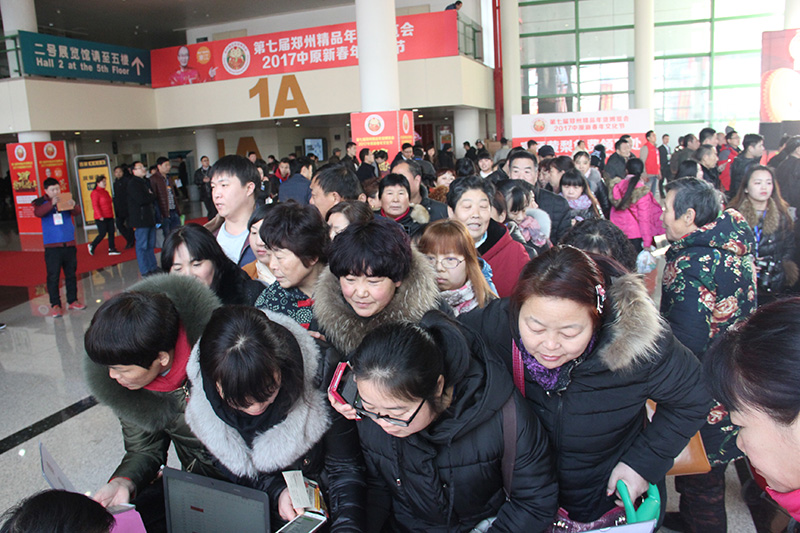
[0,203,773,531]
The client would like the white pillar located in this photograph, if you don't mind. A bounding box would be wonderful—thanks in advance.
[786,0,800,29]
[454,108,480,158]
[0,0,37,77]
[194,128,218,207]
[634,0,655,125]
[18,131,51,143]
[500,0,521,139]
[355,0,400,112]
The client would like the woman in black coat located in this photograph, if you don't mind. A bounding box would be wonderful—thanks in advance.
[340,311,557,532]
[186,306,365,532]
[460,246,711,527]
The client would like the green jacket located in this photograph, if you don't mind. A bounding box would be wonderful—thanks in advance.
[84,274,223,495]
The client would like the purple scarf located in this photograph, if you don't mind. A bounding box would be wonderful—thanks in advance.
[514,334,597,392]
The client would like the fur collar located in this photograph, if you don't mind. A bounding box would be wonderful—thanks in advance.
[84,275,221,432]
[608,177,650,208]
[735,197,781,235]
[185,310,331,478]
[312,248,440,355]
[410,203,430,225]
[595,273,666,371]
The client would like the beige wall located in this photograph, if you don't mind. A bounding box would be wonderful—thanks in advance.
[0,56,493,134]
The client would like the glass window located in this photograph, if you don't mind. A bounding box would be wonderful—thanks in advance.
[579,93,630,112]
[577,0,634,29]
[655,22,710,56]
[579,61,631,93]
[713,16,783,53]
[713,0,784,16]
[654,90,710,122]
[579,28,633,61]
[655,0,711,23]
[521,34,576,65]
[520,3,575,35]
[713,53,760,87]
[523,66,578,98]
[712,87,761,122]
[653,56,709,90]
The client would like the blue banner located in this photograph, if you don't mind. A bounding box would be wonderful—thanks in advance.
[18,31,150,84]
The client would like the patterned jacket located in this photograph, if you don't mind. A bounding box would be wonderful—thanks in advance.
[661,208,757,465]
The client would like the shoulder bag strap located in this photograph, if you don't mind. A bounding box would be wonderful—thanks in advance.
[511,340,526,398]
[501,394,517,500]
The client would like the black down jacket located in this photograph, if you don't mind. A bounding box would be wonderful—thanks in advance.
[359,312,558,532]
[460,273,711,523]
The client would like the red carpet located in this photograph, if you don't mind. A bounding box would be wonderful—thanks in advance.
[0,217,208,287]
[0,243,140,287]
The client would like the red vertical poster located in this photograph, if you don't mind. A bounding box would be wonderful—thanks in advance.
[7,142,41,234]
[350,110,415,156]
[34,141,70,193]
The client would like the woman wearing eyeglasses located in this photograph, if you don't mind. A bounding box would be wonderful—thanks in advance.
[347,311,557,532]
[418,219,497,316]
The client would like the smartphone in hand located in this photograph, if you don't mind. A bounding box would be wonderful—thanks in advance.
[328,362,357,406]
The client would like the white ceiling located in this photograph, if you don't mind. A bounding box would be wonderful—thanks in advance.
[17,0,353,49]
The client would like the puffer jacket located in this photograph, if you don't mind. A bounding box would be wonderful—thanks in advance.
[461,273,711,523]
[661,208,757,465]
[185,310,365,532]
[360,311,558,532]
[312,248,443,356]
[609,176,664,247]
[84,275,225,496]
[91,185,114,219]
[731,197,796,297]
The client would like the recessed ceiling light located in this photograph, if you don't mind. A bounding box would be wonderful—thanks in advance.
[295,124,300,127]
[412,108,419,112]
[418,114,423,118]
[95,139,100,143]
[74,131,80,135]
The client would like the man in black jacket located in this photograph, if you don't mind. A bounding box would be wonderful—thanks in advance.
[112,165,135,249]
[604,138,631,181]
[729,134,764,196]
[193,155,216,220]
[126,161,158,276]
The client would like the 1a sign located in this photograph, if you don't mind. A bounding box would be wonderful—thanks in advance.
[19,31,150,84]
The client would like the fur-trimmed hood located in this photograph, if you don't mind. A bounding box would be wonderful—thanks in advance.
[312,248,441,355]
[593,273,667,372]
[185,310,331,478]
[609,176,650,209]
[84,274,221,433]
[734,197,783,235]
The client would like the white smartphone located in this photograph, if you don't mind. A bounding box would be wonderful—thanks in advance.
[275,512,327,533]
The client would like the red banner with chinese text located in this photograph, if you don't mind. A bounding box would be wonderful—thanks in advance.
[7,142,41,234]
[351,110,415,157]
[34,141,70,194]
[150,11,458,88]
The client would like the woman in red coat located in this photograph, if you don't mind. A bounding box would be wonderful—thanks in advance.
[90,175,119,255]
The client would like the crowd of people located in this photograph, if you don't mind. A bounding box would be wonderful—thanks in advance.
[8,128,800,533]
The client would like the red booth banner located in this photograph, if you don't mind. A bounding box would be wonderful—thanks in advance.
[350,110,415,157]
[511,109,650,157]
[760,29,800,123]
[150,11,458,88]
[34,141,70,194]
[8,142,41,234]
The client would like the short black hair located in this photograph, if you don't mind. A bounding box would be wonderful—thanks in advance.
[725,130,738,141]
[699,127,716,144]
[379,173,411,197]
[693,144,716,162]
[209,155,260,188]
[614,138,629,151]
[199,306,304,411]
[312,162,363,200]
[156,156,169,166]
[259,202,328,266]
[290,156,312,175]
[527,139,538,148]
[248,203,275,230]
[326,200,375,225]
[85,291,179,368]
[477,150,492,161]
[392,158,422,178]
[507,149,537,169]
[665,177,720,227]
[345,141,357,150]
[247,151,257,157]
[43,178,59,189]
[401,143,413,150]
[742,133,763,152]
[358,148,371,161]
[446,175,496,210]
[455,157,477,178]
[675,159,701,179]
[328,217,412,282]
[560,218,638,272]
[0,490,114,533]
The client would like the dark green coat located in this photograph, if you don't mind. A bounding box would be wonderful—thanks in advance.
[84,274,223,495]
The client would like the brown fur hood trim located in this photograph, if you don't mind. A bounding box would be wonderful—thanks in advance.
[597,273,667,371]
[735,197,781,235]
[312,248,440,355]
[608,177,650,209]
[410,203,430,225]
